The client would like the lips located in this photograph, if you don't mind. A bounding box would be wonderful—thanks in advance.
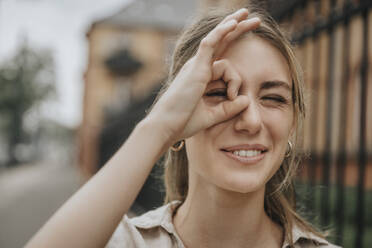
[221,144,268,153]
[220,144,268,165]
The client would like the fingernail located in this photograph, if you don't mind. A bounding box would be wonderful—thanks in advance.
[249,17,260,23]
[228,90,234,100]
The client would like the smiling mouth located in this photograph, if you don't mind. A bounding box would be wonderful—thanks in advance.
[232,149,264,157]
[220,147,268,164]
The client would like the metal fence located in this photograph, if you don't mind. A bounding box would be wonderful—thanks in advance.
[268,0,371,247]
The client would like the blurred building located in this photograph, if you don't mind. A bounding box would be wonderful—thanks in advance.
[79,0,251,177]
[81,0,190,176]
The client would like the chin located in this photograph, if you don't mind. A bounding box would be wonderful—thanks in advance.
[217,172,267,194]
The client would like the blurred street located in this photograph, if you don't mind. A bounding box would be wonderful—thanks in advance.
[0,161,81,248]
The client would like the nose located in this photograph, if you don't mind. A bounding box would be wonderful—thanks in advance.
[234,96,262,135]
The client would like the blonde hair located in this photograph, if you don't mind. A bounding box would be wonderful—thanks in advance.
[156,5,324,246]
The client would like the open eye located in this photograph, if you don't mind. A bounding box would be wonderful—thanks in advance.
[205,88,227,98]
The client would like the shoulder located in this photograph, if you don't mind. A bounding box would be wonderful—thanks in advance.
[105,201,183,248]
[105,215,139,248]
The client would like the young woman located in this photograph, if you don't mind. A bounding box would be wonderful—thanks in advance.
[26,7,340,248]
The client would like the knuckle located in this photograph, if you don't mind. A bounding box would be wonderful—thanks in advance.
[224,34,234,43]
[200,37,213,48]
[214,59,227,68]
[214,25,226,37]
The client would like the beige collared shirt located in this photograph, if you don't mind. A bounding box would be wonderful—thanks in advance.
[106,201,341,248]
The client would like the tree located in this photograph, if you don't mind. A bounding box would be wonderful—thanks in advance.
[0,39,55,167]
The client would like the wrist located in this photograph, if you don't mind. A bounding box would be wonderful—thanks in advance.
[136,116,174,152]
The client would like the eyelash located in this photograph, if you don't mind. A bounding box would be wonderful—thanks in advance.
[205,89,227,97]
[205,91,288,105]
[262,95,288,104]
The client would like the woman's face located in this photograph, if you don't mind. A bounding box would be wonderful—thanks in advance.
[185,35,294,194]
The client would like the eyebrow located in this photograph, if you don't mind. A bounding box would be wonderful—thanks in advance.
[260,80,291,91]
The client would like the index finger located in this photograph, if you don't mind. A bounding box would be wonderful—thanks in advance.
[196,19,238,64]
[195,8,251,64]
[214,17,261,59]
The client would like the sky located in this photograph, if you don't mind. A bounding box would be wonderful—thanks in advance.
[0,0,132,128]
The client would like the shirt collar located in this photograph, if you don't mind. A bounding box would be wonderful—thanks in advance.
[282,223,330,247]
[129,201,181,234]
[129,201,330,247]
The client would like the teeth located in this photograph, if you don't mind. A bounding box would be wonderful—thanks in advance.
[233,150,262,157]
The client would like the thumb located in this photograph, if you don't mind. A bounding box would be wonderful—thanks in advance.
[207,95,249,125]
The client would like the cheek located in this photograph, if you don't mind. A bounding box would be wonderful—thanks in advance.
[185,125,225,171]
[185,132,210,168]
[262,108,294,139]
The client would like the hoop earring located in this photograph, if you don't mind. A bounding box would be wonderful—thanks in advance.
[171,140,185,152]
[285,140,293,158]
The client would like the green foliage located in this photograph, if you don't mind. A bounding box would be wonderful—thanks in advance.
[295,181,372,248]
[0,40,55,166]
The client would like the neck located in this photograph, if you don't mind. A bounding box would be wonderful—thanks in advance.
[173,176,283,248]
